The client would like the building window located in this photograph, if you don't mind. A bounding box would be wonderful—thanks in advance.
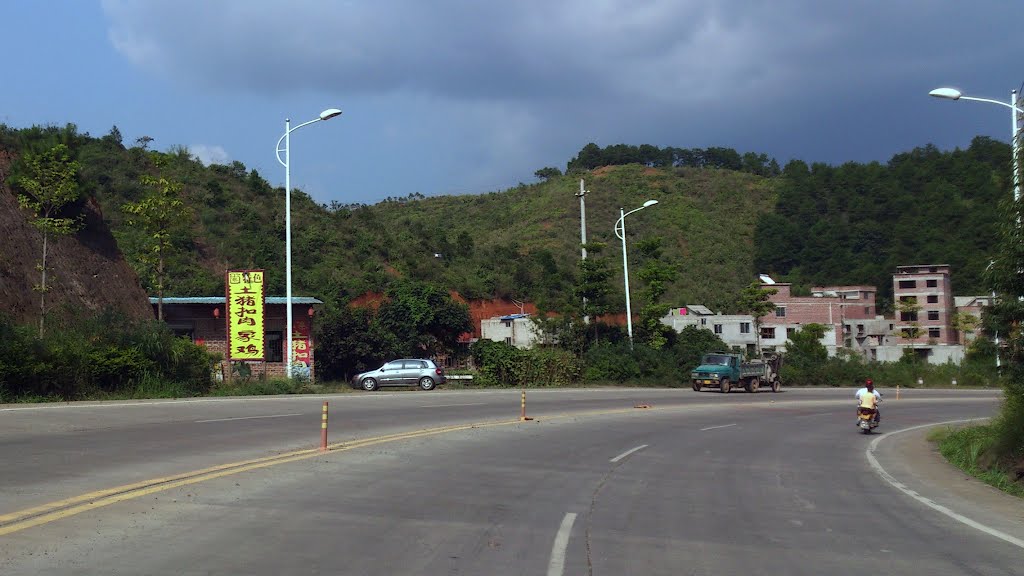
[898,280,916,289]
[864,306,871,315]
[900,311,917,322]
[503,320,512,327]
[927,310,939,321]
[266,331,283,362]
[713,324,723,334]
[926,295,938,304]
[901,328,915,338]
[761,327,776,339]
[700,318,707,326]
[740,322,751,334]
[775,307,786,318]
[505,337,512,345]
[862,291,870,299]
[929,328,941,338]
[857,324,864,334]
[786,327,796,338]
[926,279,937,288]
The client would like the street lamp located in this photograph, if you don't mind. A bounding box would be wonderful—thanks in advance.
[929,87,1023,219]
[275,108,342,378]
[614,199,658,349]
[931,87,1024,371]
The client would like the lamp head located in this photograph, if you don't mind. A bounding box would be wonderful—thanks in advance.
[320,108,343,121]
[643,200,658,208]
[929,88,962,101]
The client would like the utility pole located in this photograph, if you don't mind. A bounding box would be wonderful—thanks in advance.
[576,179,589,324]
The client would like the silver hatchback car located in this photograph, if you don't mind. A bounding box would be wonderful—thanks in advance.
[352,359,447,391]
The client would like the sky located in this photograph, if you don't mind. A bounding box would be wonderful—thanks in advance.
[2,1,1021,206]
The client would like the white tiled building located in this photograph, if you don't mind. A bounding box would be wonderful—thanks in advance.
[479,313,539,349]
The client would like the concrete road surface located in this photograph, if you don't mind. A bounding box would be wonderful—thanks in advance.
[1,388,1019,575]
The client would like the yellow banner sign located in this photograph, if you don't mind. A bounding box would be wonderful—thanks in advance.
[226,269,265,361]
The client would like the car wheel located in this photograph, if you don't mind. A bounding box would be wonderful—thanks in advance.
[692,381,701,392]
[418,376,436,391]
[361,377,379,391]
[720,378,731,393]
[746,377,759,393]
[771,379,781,393]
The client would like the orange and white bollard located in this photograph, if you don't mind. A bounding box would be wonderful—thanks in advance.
[520,390,532,421]
[320,401,329,451]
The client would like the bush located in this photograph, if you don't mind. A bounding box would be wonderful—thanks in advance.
[0,310,215,401]
[470,340,581,387]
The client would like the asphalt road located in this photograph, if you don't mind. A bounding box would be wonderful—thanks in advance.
[0,387,1019,575]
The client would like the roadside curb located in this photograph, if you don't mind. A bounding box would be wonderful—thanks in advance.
[866,419,1024,550]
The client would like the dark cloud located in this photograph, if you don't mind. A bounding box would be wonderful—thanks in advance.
[101,0,1024,201]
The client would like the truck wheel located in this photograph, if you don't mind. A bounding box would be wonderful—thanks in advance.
[746,377,759,393]
[771,379,781,393]
[692,381,701,391]
[720,378,731,393]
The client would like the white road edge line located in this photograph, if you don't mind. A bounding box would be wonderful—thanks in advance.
[700,423,737,431]
[547,512,577,576]
[866,418,1024,550]
[195,413,303,423]
[610,444,649,463]
[419,402,487,408]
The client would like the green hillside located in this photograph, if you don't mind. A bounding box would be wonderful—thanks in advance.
[0,125,1012,317]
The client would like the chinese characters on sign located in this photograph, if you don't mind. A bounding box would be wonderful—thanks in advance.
[226,269,265,361]
[292,317,311,368]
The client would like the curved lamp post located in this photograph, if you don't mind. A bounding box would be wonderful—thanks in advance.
[275,108,342,378]
[929,87,1023,219]
[614,199,658,349]
[931,87,1024,369]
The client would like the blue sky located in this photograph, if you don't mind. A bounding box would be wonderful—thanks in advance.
[3,1,1021,206]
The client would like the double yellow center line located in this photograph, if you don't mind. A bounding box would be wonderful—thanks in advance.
[0,404,650,537]
[0,418,519,536]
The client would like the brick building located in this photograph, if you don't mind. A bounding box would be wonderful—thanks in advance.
[151,296,322,381]
[892,265,956,345]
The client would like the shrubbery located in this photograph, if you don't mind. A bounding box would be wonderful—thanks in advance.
[470,339,581,387]
[0,311,218,402]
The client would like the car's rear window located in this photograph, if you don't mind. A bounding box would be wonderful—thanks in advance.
[405,361,426,369]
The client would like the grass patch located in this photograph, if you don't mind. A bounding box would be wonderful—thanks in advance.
[932,424,1024,498]
[209,378,355,397]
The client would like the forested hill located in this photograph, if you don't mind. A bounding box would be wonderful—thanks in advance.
[0,125,1012,319]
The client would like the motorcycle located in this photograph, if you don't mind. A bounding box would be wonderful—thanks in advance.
[857,407,879,434]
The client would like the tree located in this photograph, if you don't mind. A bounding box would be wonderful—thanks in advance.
[894,296,923,365]
[737,281,778,356]
[533,166,562,180]
[672,325,729,373]
[122,173,190,321]
[951,310,981,344]
[785,323,828,369]
[373,280,472,358]
[634,237,678,349]
[573,242,615,340]
[12,144,83,337]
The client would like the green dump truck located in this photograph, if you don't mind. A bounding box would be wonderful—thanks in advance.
[690,352,782,393]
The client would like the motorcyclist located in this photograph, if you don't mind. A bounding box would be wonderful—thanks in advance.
[854,378,881,424]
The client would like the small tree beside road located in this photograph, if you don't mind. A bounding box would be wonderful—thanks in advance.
[737,281,779,356]
[11,144,83,337]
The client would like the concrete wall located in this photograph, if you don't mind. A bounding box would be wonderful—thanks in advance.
[480,317,539,349]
